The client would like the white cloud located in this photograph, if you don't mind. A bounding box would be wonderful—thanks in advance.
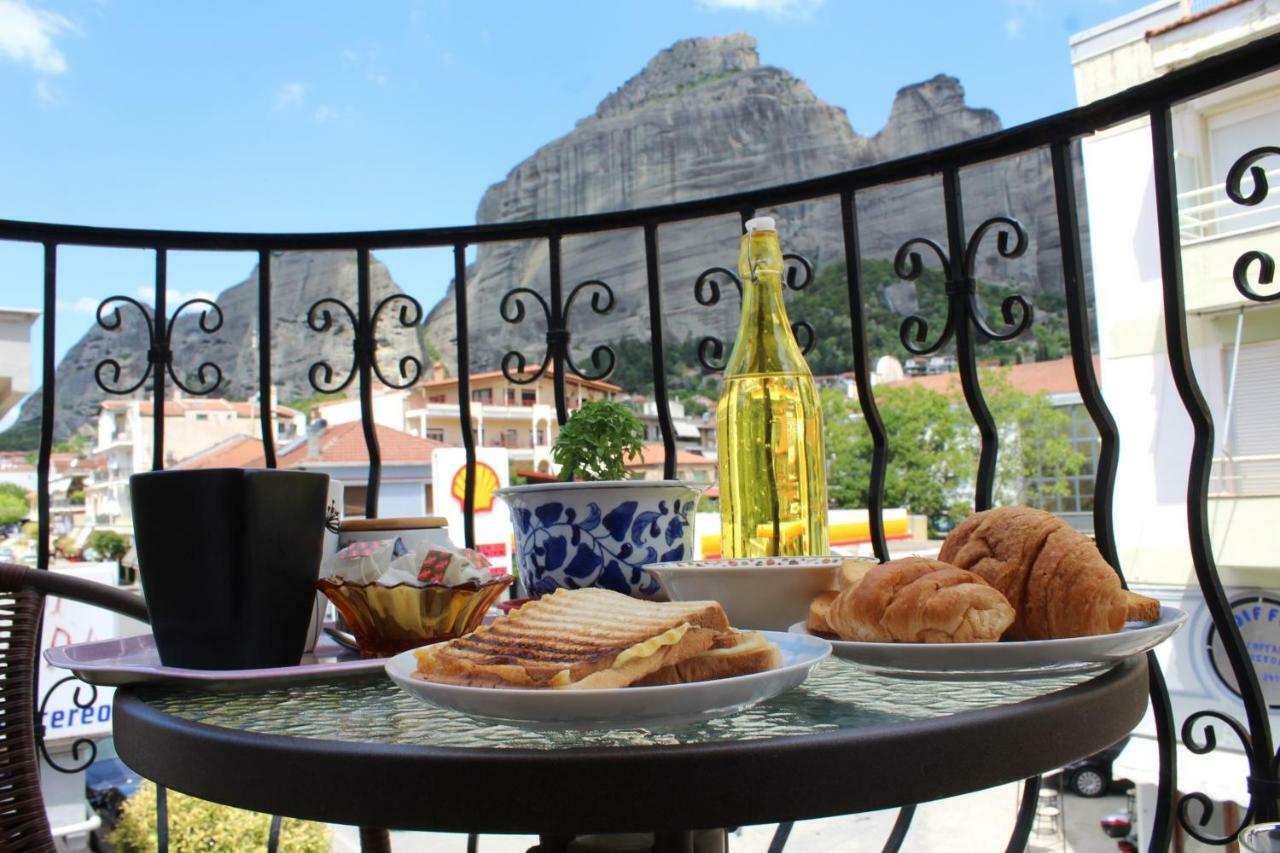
[132,286,218,307]
[313,103,338,123]
[274,81,305,110]
[57,296,101,314]
[696,0,824,16]
[1003,0,1041,39]
[0,0,74,75]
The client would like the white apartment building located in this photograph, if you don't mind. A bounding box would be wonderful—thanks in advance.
[0,307,39,419]
[1072,0,1280,843]
[85,395,305,532]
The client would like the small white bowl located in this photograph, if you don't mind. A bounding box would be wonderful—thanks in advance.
[647,556,871,630]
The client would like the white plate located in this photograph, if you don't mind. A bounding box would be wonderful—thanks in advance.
[385,630,832,729]
[788,605,1186,680]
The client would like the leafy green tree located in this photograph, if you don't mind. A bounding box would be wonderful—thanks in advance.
[87,530,129,562]
[0,494,29,526]
[824,369,1086,528]
[0,483,31,526]
[824,385,970,523]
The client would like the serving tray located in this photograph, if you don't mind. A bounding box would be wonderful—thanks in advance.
[44,631,384,691]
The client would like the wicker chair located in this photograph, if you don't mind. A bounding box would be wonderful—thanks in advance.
[1,562,149,852]
[0,562,399,853]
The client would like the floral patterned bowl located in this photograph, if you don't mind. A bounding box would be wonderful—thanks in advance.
[316,575,512,658]
[494,480,702,599]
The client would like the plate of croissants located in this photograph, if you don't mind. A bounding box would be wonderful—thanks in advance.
[790,506,1186,679]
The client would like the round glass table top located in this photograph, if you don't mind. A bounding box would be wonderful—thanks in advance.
[136,657,1099,750]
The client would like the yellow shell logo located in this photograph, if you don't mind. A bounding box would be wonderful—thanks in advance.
[452,462,500,513]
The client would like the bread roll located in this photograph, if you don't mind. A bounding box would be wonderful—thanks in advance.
[825,556,1014,643]
[941,507,1129,640]
[808,590,838,635]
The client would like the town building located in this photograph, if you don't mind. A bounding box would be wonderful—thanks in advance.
[1071,0,1280,844]
[0,307,39,420]
[84,395,306,532]
[172,421,447,518]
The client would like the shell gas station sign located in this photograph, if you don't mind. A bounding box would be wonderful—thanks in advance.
[432,447,512,573]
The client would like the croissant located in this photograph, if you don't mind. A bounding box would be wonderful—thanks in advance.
[940,507,1129,640]
[825,557,1015,643]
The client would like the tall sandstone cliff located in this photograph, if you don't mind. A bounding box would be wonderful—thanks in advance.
[422,34,1079,374]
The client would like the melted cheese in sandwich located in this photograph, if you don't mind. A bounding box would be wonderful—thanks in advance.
[695,631,769,658]
[547,622,691,687]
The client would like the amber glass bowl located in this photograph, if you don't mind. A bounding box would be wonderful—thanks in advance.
[316,576,512,658]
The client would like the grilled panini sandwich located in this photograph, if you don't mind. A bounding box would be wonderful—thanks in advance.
[634,630,784,686]
[413,587,731,689]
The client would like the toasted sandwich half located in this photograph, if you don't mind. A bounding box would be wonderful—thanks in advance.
[413,587,731,689]
[633,630,783,686]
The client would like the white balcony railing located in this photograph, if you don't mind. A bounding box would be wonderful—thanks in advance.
[1179,166,1280,245]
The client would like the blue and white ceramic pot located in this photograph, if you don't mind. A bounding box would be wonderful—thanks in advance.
[493,480,702,600]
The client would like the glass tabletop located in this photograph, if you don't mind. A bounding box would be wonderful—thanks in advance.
[136,657,1102,751]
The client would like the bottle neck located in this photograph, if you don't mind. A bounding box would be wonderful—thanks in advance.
[726,269,807,375]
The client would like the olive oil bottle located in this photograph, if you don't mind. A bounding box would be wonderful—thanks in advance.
[717,217,829,557]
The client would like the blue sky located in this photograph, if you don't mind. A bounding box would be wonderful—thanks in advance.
[0,0,1135,418]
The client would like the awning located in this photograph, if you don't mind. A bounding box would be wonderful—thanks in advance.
[675,421,701,440]
[1116,735,1248,806]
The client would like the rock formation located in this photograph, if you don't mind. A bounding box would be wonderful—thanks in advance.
[422,34,1079,375]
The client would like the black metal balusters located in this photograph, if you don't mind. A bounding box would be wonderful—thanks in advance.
[356,251,381,519]
[497,236,618,427]
[1152,105,1278,842]
[455,243,477,549]
[1225,146,1280,302]
[1050,138,1179,853]
[93,253,224,468]
[840,190,890,564]
[893,171,1033,511]
[548,235,569,426]
[37,243,55,573]
[303,253,423,518]
[644,222,678,480]
[258,250,276,468]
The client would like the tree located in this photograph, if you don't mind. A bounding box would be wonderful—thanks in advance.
[824,368,1086,529]
[0,483,31,526]
[87,530,129,562]
[824,385,970,524]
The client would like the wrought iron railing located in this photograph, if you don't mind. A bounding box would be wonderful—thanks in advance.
[5,28,1280,851]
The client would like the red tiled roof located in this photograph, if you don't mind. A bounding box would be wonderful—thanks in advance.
[171,435,267,470]
[886,356,1096,397]
[414,369,622,395]
[101,398,302,419]
[277,421,449,466]
[625,443,716,468]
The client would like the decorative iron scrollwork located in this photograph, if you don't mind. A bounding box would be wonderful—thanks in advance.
[37,676,99,774]
[691,253,818,372]
[94,296,224,396]
[1225,146,1280,302]
[305,292,424,394]
[1177,710,1260,844]
[498,279,617,384]
[893,217,1033,355]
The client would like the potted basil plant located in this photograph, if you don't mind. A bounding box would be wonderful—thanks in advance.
[494,400,703,599]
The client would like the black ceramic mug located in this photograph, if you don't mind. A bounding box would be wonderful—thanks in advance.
[130,468,330,669]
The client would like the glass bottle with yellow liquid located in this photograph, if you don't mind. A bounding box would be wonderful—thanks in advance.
[717,217,829,557]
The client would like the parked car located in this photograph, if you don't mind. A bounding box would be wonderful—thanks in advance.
[86,736,142,825]
[1066,736,1129,797]
[0,546,15,563]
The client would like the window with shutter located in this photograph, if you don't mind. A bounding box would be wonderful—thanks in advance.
[1216,339,1280,496]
